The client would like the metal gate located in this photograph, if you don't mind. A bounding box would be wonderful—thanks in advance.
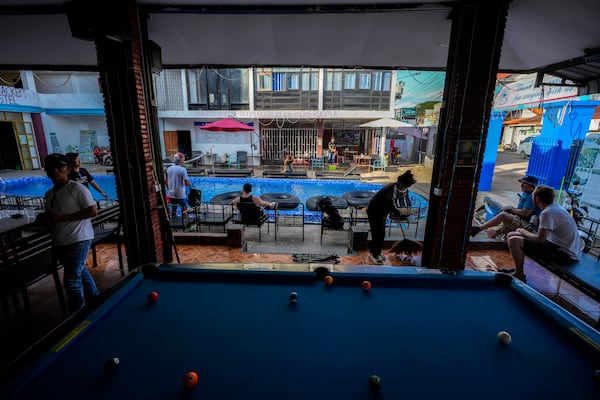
[261,128,318,163]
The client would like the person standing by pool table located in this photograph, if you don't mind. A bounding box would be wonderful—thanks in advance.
[35,153,100,313]
[66,152,109,200]
[366,170,417,265]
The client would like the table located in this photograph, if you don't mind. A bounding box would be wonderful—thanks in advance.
[2,265,600,399]
[355,155,372,165]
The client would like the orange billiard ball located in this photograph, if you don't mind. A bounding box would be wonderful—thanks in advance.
[324,275,334,285]
[184,371,199,389]
[362,280,372,290]
[148,291,159,303]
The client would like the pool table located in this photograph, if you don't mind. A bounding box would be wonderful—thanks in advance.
[2,264,600,399]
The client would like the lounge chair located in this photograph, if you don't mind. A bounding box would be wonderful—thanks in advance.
[233,202,271,242]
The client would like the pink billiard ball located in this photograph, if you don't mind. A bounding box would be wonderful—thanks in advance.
[148,291,159,303]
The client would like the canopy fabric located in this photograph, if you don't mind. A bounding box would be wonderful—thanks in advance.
[394,127,427,140]
[359,118,413,128]
[199,118,254,132]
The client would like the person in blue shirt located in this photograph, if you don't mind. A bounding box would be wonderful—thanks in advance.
[471,175,538,239]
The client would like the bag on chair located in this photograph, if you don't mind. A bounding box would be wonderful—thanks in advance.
[318,196,345,229]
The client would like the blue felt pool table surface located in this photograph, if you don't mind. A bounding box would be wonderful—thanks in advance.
[2,264,600,400]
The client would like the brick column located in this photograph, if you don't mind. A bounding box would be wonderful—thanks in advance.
[421,1,510,270]
[66,0,170,267]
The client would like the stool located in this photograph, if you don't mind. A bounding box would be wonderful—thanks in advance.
[349,226,369,251]
[226,224,243,247]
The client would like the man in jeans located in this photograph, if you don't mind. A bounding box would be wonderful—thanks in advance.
[35,153,99,313]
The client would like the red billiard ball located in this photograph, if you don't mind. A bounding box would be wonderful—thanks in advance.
[362,280,372,290]
[184,371,199,389]
[148,291,159,303]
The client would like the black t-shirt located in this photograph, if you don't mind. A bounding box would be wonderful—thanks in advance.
[68,167,94,188]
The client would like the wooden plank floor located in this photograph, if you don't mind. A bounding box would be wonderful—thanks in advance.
[1,240,599,374]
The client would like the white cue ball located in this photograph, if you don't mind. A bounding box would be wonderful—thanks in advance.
[497,330,512,345]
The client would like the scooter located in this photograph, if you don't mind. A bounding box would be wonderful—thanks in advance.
[562,181,590,252]
[503,143,517,152]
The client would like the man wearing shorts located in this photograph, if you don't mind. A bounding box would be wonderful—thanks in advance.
[507,185,581,282]
[166,152,191,217]
[471,175,538,239]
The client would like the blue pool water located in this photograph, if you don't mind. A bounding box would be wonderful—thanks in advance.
[2,175,428,222]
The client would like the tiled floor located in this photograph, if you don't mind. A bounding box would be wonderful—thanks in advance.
[1,234,599,374]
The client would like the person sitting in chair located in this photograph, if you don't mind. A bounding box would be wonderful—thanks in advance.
[471,175,539,239]
[231,183,275,209]
[281,154,295,173]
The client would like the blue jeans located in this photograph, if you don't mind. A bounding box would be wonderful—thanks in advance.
[54,239,99,312]
[327,151,335,163]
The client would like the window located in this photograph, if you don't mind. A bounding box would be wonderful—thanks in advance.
[344,73,356,89]
[326,72,342,90]
[186,68,249,109]
[257,72,272,91]
[359,73,371,89]
[287,73,299,90]
[382,72,391,91]
[373,72,382,90]
[272,72,285,91]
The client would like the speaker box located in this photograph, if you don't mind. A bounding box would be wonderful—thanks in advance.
[65,0,133,41]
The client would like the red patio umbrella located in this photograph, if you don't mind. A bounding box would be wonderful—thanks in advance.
[199,118,254,132]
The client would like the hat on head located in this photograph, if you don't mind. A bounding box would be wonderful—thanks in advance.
[518,175,538,186]
[44,153,68,171]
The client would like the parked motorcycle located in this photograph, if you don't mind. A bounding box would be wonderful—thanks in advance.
[562,180,590,252]
[93,146,113,166]
[503,143,517,152]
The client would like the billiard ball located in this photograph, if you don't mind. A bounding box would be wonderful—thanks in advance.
[368,375,383,391]
[362,280,372,290]
[104,357,120,372]
[148,291,159,303]
[497,330,512,345]
[289,291,299,303]
[184,371,199,389]
[324,275,334,285]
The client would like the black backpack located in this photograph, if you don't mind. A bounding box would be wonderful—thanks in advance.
[317,196,345,229]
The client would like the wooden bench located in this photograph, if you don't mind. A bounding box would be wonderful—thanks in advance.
[210,169,253,178]
[187,168,206,176]
[0,230,65,311]
[263,171,308,179]
[529,253,600,304]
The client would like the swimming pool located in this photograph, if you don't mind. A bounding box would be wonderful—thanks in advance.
[1,175,428,222]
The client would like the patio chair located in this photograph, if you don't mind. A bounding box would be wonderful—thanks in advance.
[311,157,325,170]
[233,202,270,242]
[387,195,421,236]
[370,158,387,173]
[319,207,352,244]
